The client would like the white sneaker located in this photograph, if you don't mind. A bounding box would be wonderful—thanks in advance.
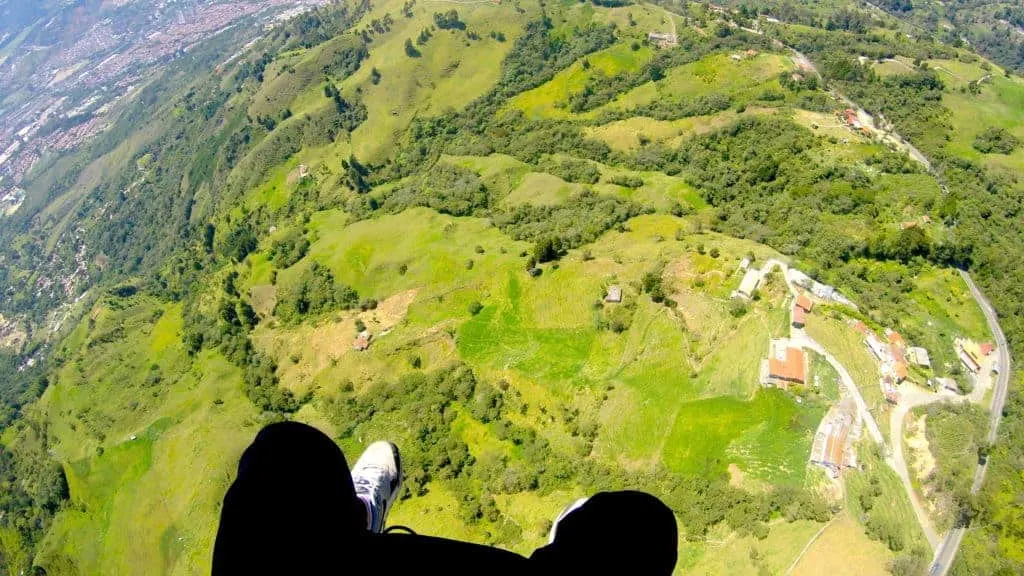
[352,441,403,533]
[548,497,589,544]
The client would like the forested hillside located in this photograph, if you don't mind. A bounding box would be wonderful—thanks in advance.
[2,0,1024,574]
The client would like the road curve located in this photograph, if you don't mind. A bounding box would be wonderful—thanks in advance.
[930,272,1012,576]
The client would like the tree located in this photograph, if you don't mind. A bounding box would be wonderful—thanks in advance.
[468,300,483,315]
[404,38,421,57]
[534,237,561,263]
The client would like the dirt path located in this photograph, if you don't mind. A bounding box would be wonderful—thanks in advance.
[784,515,841,576]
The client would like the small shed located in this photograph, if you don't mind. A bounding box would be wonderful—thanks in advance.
[605,285,622,303]
[908,346,931,368]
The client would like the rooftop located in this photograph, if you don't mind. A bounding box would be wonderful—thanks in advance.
[769,346,806,384]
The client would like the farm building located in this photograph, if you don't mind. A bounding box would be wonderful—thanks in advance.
[810,400,859,478]
[908,346,931,368]
[605,285,622,303]
[353,330,372,351]
[761,340,806,389]
[956,338,986,373]
[647,32,677,47]
[735,269,760,299]
[739,257,751,271]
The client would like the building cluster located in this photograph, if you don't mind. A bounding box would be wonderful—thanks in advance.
[810,399,861,478]
[955,338,995,374]
[852,321,913,404]
[786,269,855,308]
[647,32,678,48]
[791,293,813,328]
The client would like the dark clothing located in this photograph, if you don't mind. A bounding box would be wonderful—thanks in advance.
[213,422,677,575]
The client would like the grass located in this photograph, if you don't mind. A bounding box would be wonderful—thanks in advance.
[344,0,536,161]
[504,172,584,206]
[805,313,890,436]
[593,52,792,115]
[509,42,655,119]
[34,299,261,575]
[678,519,824,576]
[790,512,893,576]
[808,351,842,403]
[661,390,824,485]
[942,73,1024,177]
[845,441,930,556]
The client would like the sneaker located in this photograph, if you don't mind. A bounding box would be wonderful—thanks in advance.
[548,497,589,544]
[352,441,403,533]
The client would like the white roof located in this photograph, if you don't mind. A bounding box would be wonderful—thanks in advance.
[738,269,760,296]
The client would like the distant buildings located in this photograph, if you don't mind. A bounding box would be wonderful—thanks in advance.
[786,269,855,308]
[647,32,678,48]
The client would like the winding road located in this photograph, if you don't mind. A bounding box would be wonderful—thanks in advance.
[930,272,1012,576]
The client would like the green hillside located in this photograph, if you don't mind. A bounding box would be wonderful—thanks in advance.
[2,1,1024,575]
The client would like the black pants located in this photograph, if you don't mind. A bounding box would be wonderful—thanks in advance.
[213,422,677,575]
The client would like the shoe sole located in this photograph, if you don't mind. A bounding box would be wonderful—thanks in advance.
[384,441,403,515]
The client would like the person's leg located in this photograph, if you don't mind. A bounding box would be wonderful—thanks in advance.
[530,491,678,575]
[213,421,529,575]
[212,421,367,574]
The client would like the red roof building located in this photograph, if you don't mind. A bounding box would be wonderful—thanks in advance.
[888,331,906,348]
[795,294,814,313]
[980,342,995,356]
[792,304,806,328]
[852,321,868,335]
[769,347,806,385]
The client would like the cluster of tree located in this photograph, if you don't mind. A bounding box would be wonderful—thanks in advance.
[274,262,360,323]
[0,424,68,575]
[918,401,988,528]
[608,174,643,188]
[433,10,465,30]
[543,157,600,184]
[323,82,368,132]
[494,191,644,249]
[269,230,310,268]
[972,127,1019,155]
[382,162,490,217]
[595,92,734,124]
[825,7,873,34]
[567,35,770,113]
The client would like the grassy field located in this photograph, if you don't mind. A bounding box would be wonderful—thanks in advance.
[791,512,893,576]
[942,72,1024,177]
[678,519,824,575]
[593,52,792,115]
[845,441,930,556]
[35,298,261,575]
[509,41,655,119]
[804,313,890,435]
[344,0,536,160]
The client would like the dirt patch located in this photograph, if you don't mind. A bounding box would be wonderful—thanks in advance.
[728,463,746,487]
[905,414,936,481]
[358,288,418,334]
[250,284,277,318]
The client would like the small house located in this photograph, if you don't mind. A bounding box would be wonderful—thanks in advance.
[908,346,931,368]
[792,304,806,328]
[763,342,806,389]
[353,330,372,351]
[605,285,622,303]
[936,377,959,393]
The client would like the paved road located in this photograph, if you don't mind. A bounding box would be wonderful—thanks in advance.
[930,272,1012,576]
